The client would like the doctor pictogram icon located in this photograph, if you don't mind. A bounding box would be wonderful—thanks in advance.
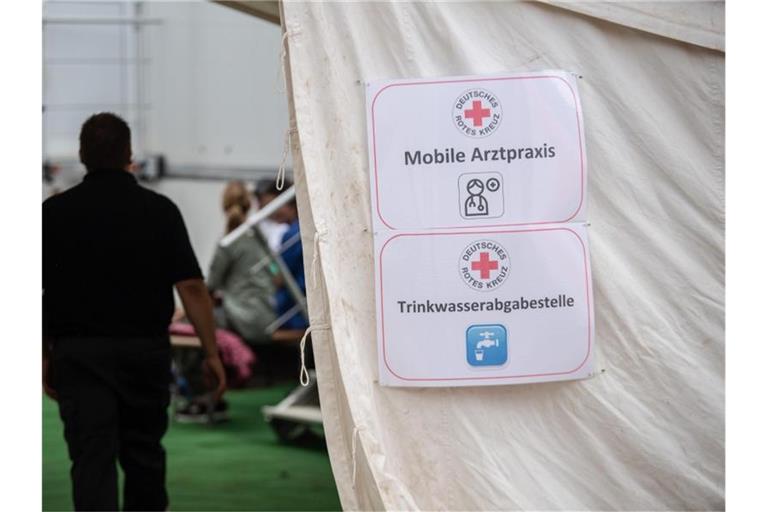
[459,172,504,219]
[464,179,488,217]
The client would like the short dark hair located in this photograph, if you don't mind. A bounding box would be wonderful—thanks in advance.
[254,177,293,199]
[79,113,132,171]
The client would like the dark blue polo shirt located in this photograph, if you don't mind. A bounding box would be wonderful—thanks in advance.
[43,169,202,337]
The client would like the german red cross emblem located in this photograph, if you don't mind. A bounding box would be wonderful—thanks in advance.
[453,88,502,138]
[459,240,510,291]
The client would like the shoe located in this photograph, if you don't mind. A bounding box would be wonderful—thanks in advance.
[175,399,229,424]
[212,399,230,422]
[174,401,208,424]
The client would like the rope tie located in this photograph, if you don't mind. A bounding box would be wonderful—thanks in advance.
[299,323,330,386]
[275,28,301,94]
[350,424,372,488]
[276,127,296,191]
[311,231,321,287]
[275,29,290,94]
[351,425,361,487]
[311,228,328,289]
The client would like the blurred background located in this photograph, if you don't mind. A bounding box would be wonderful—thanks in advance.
[42,2,338,510]
[43,0,290,268]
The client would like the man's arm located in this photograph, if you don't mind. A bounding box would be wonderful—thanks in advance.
[176,278,226,400]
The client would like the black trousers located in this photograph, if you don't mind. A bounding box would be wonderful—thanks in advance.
[52,336,172,511]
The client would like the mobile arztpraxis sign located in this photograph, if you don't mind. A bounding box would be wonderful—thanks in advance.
[366,71,594,387]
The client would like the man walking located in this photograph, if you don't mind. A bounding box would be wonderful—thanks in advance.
[43,112,226,511]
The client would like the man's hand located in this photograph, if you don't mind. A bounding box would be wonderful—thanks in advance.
[43,356,58,401]
[175,278,227,401]
[204,355,227,401]
[171,307,186,323]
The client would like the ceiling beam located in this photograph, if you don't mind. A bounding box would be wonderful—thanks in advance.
[213,1,280,25]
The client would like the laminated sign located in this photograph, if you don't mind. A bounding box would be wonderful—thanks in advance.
[366,71,594,387]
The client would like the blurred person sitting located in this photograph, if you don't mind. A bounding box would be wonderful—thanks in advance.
[174,181,277,419]
[257,178,309,331]
[253,178,289,253]
[208,180,277,343]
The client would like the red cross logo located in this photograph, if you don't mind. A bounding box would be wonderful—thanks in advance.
[464,100,491,127]
[471,252,499,279]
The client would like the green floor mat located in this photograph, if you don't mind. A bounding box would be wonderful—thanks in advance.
[43,386,341,511]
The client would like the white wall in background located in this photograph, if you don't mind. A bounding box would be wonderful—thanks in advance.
[43,1,288,277]
[43,1,140,158]
[143,2,288,169]
[44,0,288,170]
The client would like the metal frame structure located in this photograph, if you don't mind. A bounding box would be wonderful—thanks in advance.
[221,184,309,326]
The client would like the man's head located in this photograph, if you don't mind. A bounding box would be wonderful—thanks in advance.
[254,178,298,224]
[79,113,132,172]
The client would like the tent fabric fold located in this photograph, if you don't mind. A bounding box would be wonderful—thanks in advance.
[281,1,724,509]
[535,1,724,52]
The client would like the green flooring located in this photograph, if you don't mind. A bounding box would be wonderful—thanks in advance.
[43,386,341,511]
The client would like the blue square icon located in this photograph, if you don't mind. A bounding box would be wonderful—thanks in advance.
[466,324,508,367]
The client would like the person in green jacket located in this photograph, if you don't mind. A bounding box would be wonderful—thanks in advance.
[207,180,276,344]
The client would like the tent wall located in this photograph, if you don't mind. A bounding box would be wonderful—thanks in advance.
[281,2,724,510]
[538,1,724,51]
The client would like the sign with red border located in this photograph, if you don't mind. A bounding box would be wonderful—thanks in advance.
[374,226,594,386]
[366,71,594,387]
[367,71,587,231]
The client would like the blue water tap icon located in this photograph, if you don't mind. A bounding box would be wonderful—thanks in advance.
[466,324,508,367]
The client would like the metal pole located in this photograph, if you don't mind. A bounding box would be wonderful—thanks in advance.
[250,226,309,323]
[220,185,296,247]
[134,2,147,158]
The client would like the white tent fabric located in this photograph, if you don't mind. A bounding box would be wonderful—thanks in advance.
[537,1,724,51]
[280,1,724,510]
